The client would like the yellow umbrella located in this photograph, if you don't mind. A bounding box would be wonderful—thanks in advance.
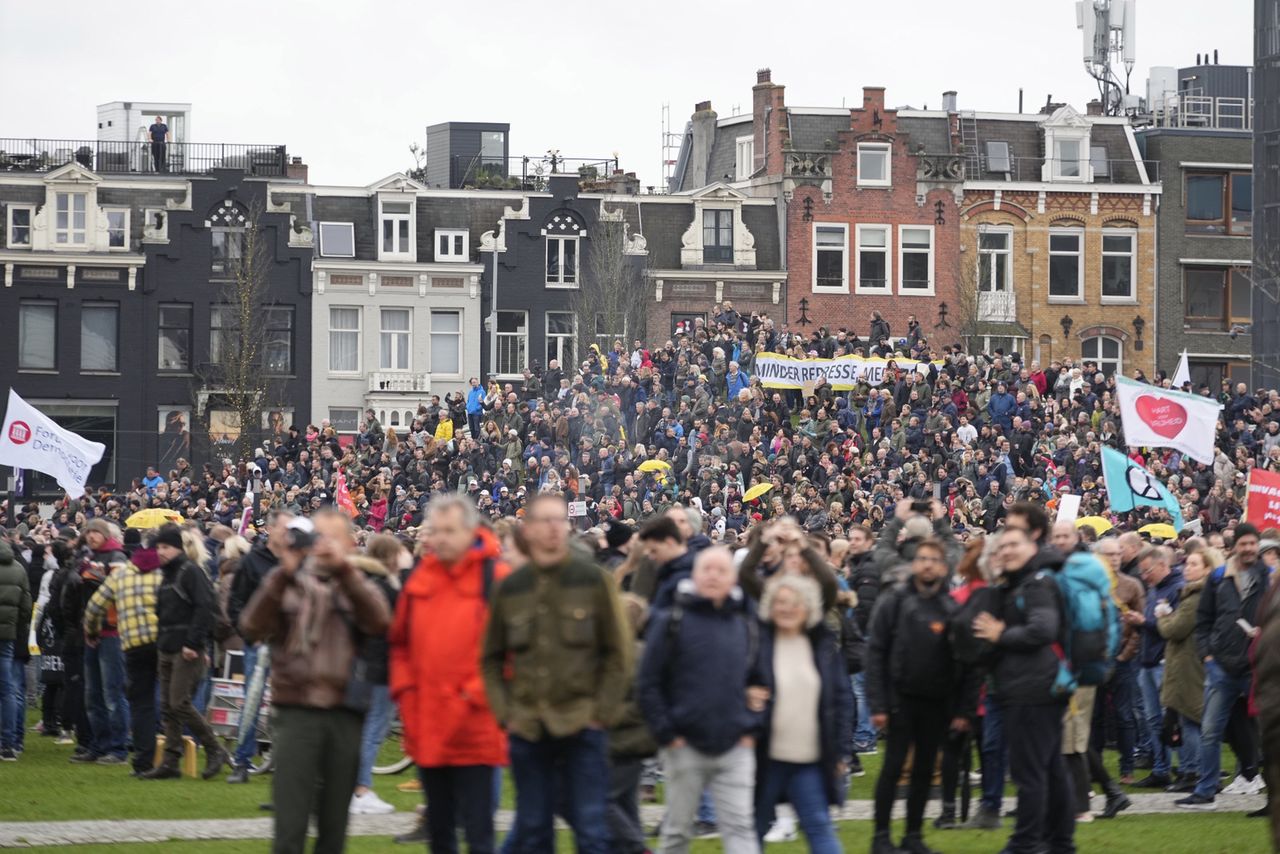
[743,482,774,503]
[637,459,671,474]
[1139,522,1178,540]
[125,508,183,529]
[1075,515,1113,535]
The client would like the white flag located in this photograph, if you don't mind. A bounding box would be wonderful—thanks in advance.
[1171,350,1191,389]
[1115,375,1221,465]
[0,390,105,498]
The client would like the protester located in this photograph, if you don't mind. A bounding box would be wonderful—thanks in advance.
[143,524,227,780]
[390,496,509,850]
[240,511,392,853]
[975,523,1075,854]
[0,537,32,761]
[637,545,763,854]
[72,520,130,765]
[482,493,631,854]
[83,543,162,776]
[1157,547,1217,793]
[1126,545,1185,788]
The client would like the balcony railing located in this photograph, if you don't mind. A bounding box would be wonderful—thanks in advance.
[966,154,1159,184]
[977,289,1017,322]
[1151,94,1253,131]
[0,139,289,176]
[367,371,432,394]
[918,153,965,181]
[450,154,619,191]
[784,150,833,178]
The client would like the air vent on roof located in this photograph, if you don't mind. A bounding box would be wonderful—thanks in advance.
[1090,146,1109,178]
[986,141,1011,173]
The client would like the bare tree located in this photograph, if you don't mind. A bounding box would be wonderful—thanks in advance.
[196,200,279,462]
[571,207,648,369]
[948,236,983,351]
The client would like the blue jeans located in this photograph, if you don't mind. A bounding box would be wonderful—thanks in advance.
[980,698,1007,813]
[755,761,840,854]
[1179,714,1202,778]
[234,643,269,767]
[1195,660,1252,799]
[84,637,129,758]
[1137,664,1170,776]
[852,672,876,750]
[0,640,17,751]
[9,654,26,750]
[356,685,393,789]
[508,728,610,854]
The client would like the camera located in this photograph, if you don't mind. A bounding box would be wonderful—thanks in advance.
[284,518,316,551]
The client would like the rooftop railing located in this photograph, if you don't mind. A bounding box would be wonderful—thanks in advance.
[0,139,289,176]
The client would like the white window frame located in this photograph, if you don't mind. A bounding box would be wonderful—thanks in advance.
[6,204,34,248]
[378,198,415,261]
[103,207,129,251]
[897,225,935,296]
[327,306,361,374]
[1100,228,1137,303]
[379,307,412,371]
[855,224,891,294]
[495,310,529,377]
[55,191,88,245]
[1082,335,1123,377]
[429,309,462,376]
[811,222,849,293]
[435,228,469,262]
[317,222,355,258]
[735,135,755,181]
[545,311,576,368]
[1047,227,1085,303]
[977,227,1012,292]
[546,236,579,288]
[856,143,892,188]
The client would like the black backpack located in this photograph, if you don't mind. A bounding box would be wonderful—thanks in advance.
[948,585,1002,667]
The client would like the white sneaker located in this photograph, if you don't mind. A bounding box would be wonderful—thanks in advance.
[1221,774,1253,795]
[1244,775,1267,795]
[349,790,396,815]
[763,815,797,843]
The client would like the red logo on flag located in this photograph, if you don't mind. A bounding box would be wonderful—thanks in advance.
[1134,396,1187,439]
[7,421,31,445]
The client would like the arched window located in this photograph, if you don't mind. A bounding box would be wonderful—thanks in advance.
[208,201,249,277]
[1081,335,1122,377]
[542,210,584,288]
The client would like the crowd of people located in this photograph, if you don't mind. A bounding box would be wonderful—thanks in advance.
[1,306,1279,854]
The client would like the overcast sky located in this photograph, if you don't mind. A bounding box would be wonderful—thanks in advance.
[0,0,1252,188]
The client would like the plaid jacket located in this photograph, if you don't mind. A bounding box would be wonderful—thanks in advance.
[84,563,161,650]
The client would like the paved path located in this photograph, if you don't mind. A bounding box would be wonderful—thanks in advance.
[0,794,1265,848]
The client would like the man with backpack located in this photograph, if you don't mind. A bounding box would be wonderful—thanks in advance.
[866,538,975,854]
[389,496,510,852]
[143,524,228,780]
[973,522,1076,854]
[637,546,764,854]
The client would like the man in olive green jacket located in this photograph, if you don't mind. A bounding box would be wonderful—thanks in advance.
[482,493,631,854]
[0,539,32,760]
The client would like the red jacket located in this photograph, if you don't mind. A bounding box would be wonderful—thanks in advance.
[389,528,510,767]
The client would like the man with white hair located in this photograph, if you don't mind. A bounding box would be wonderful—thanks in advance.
[638,546,764,854]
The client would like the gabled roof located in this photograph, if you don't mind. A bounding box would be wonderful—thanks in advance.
[366,173,426,193]
[43,162,102,185]
[674,182,750,200]
[1040,105,1091,129]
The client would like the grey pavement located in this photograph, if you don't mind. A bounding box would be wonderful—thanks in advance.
[0,794,1265,848]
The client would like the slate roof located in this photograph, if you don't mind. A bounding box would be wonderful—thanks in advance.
[969,117,1145,184]
[788,114,848,152]
[310,193,510,263]
[896,115,953,153]
[622,198,784,272]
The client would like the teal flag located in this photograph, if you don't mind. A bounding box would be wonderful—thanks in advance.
[1100,446,1185,532]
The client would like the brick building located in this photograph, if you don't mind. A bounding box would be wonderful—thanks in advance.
[959,105,1161,374]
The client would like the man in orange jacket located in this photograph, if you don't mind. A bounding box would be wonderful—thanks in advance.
[390,495,510,852]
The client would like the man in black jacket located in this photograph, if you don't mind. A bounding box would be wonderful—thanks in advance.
[1179,522,1271,809]
[974,525,1074,854]
[845,525,880,754]
[639,516,694,612]
[867,539,974,854]
[142,525,227,780]
[226,509,292,782]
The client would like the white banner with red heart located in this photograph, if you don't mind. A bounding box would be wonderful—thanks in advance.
[1115,376,1222,465]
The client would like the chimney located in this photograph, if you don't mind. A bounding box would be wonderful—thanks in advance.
[1086,99,1104,116]
[1196,53,1201,65]
[753,69,786,176]
[686,101,717,189]
[942,90,958,113]
[607,169,640,196]
[1214,49,1219,64]
[286,156,308,183]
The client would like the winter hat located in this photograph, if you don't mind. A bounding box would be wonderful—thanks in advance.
[152,524,184,550]
[605,521,634,550]
[123,528,143,548]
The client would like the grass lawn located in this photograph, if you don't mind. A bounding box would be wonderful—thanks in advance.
[3,815,1272,853]
[3,711,1269,852]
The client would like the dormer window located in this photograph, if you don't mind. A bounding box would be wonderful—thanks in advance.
[55,192,87,244]
[1056,140,1082,179]
[702,210,733,263]
[379,199,414,259]
[1040,105,1092,183]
